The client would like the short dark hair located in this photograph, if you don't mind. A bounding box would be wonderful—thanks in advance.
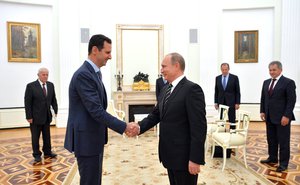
[269,61,282,70]
[88,34,112,55]
[169,52,185,71]
[221,63,230,69]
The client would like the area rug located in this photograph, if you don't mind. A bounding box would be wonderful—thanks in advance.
[64,131,272,185]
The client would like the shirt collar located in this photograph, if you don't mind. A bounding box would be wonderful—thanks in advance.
[38,79,45,86]
[86,58,100,73]
[223,73,230,78]
[273,74,282,81]
[170,74,185,90]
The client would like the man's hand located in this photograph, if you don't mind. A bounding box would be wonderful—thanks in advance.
[27,119,33,124]
[125,122,140,137]
[260,113,266,121]
[235,104,240,110]
[281,116,289,126]
[214,104,219,110]
[188,160,200,175]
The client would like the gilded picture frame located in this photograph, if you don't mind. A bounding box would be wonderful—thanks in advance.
[234,30,258,63]
[7,22,41,63]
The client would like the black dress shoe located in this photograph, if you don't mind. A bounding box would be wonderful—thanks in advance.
[34,156,42,162]
[260,158,278,164]
[276,166,287,172]
[44,152,57,158]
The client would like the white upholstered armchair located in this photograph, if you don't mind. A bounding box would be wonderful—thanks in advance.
[205,104,229,155]
[211,110,251,171]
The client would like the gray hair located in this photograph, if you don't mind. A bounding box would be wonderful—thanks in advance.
[38,67,49,75]
[269,61,282,70]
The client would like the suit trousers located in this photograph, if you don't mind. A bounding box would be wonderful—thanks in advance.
[77,153,104,185]
[29,123,51,157]
[167,169,198,185]
[266,119,291,167]
[228,106,236,125]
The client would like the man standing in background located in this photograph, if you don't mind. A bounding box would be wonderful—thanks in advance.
[260,61,296,172]
[214,63,241,125]
[24,67,58,163]
[155,75,168,101]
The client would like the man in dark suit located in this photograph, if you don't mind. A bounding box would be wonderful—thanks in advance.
[260,61,296,172]
[64,34,138,185]
[136,53,207,185]
[155,75,168,101]
[214,63,241,125]
[24,68,58,162]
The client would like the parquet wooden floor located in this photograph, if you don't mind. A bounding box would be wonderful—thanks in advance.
[0,122,299,185]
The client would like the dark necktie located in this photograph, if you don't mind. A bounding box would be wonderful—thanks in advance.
[97,70,102,81]
[96,71,107,105]
[163,83,173,110]
[42,83,47,96]
[222,76,227,90]
[268,79,276,96]
[96,71,105,89]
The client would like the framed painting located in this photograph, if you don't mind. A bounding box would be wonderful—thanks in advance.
[234,30,258,63]
[7,22,41,62]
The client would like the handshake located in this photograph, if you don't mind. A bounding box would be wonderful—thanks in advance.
[124,122,140,137]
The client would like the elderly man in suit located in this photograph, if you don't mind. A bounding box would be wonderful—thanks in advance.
[136,52,207,185]
[24,67,58,162]
[260,61,296,172]
[214,63,241,125]
[64,34,138,185]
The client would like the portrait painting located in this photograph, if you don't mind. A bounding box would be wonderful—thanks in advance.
[234,30,258,63]
[7,22,41,62]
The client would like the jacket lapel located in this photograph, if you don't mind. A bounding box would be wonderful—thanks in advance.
[219,75,225,92]
[35,80,46,98]
[271,76,284,96]
[84,61,108,109]
[161,77,186,117]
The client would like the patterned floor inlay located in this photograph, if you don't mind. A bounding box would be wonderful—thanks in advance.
[243,128,300,185]
[68,132,272,185]
[0,131,75,185]
[0,123,299,185]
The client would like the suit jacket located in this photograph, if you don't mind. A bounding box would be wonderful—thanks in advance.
[139,77,207,170]
[214,73,240,107]
[24,80,58,125]
[260,75,296,124]
[64,61,126,157]
[155,77,167,100]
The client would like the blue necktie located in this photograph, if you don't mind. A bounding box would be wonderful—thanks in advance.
[222,76,226,90]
